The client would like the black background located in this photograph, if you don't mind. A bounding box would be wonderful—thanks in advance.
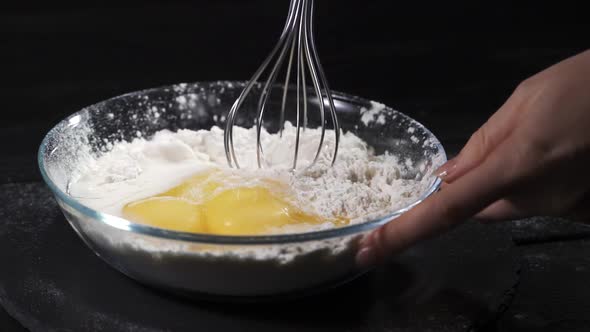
[2,0,588,184]
[1,1,589,331]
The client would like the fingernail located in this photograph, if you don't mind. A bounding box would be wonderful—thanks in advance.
[436,157,458,179]
[360,232,372,246]
[356,246,376,268]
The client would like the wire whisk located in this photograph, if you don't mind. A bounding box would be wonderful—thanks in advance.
[224,0,340,170]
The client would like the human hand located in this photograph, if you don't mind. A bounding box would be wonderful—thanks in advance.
[357,49,590,267]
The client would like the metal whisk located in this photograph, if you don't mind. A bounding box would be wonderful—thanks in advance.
[224,0,340,169]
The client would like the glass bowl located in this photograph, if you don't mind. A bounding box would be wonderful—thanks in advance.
[38,81,446,299]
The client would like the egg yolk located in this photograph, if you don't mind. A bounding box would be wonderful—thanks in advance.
[122,171,348,235]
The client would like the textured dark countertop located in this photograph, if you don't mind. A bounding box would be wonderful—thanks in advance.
[1,1,590,331]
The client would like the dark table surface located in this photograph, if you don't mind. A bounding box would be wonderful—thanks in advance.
[1,1,590,331]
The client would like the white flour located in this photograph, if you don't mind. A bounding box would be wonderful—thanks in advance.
[360,101,387,125]
[70,122,426,233]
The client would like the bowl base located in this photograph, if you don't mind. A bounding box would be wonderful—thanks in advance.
[137,270,371,304]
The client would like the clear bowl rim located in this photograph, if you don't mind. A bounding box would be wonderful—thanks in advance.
[38,80,447,245]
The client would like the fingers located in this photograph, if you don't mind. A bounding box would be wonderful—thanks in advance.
[473,199,526,222]
[357,138,515,267]
[437,91,525,183]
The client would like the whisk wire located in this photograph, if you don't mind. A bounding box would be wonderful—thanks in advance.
[305,0,339,166]
[279,36,296,138]
[224,0,339,170]
[301,0,325,165]
[224,0,300,168]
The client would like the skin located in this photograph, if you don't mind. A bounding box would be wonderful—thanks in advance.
[357,49,590,267]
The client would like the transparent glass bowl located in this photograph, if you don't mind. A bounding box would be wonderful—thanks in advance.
[38,81,446,298]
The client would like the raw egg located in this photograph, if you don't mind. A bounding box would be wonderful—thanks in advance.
[123,170,348,235]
